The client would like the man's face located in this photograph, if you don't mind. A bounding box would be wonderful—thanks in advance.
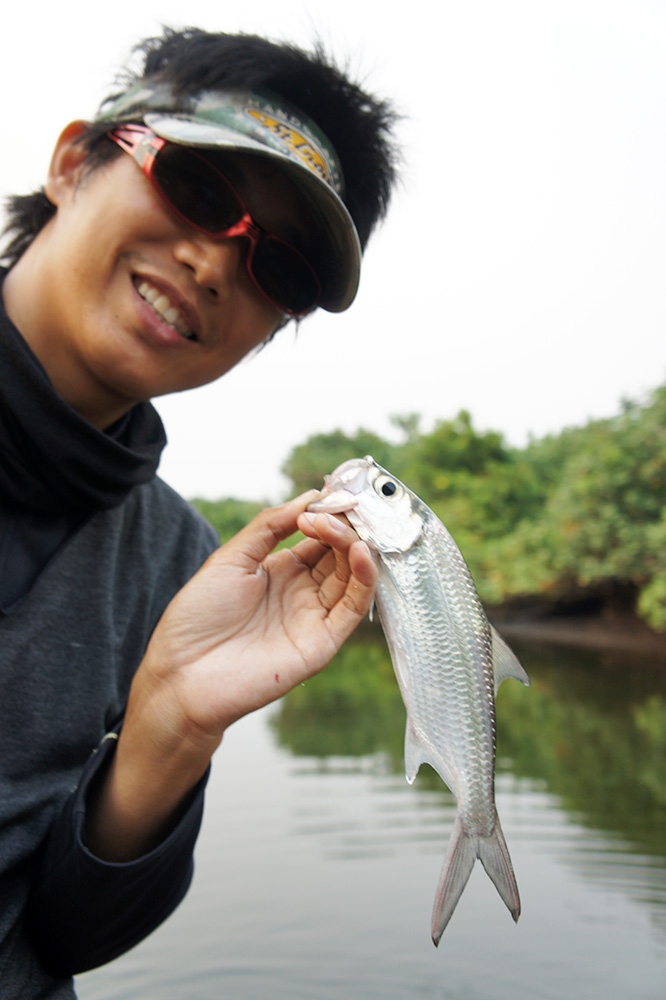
[4,123,313,428]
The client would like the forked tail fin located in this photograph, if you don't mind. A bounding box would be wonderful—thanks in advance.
[431,810,521,946]
[477,810,521,925]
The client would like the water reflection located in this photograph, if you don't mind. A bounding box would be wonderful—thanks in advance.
[271,622,666,923]
[78,626,666,1000]
[497,637,666,859]
[272,632,406,763]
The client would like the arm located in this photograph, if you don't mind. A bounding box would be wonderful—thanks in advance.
[29,491,374,978]
[84,490,374,862]
[27,732,209,975]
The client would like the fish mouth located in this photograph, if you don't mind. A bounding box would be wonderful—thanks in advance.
[307,488,360,514]
[307,460,371,514]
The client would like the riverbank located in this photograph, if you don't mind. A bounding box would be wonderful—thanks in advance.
[489,602,666,661]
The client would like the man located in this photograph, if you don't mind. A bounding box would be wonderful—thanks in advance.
[0,26,398,998]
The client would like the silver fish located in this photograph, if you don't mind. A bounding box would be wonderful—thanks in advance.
[309,455,530,944]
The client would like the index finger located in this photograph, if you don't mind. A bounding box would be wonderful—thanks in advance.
[219,490,322,569]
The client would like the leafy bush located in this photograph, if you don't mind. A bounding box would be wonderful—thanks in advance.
[195,385,666,631]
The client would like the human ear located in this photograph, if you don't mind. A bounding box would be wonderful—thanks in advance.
[44,121,92,207]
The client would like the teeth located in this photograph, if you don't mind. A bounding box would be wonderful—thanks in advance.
[142,285,160,305]
[136,280,194,339]
[153,294,171,313]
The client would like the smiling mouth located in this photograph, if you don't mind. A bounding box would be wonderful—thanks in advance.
[135,279,197,341]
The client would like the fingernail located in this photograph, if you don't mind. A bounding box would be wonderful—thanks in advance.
[323,514,347,532]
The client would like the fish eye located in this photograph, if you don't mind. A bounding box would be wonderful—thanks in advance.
[374,475,401,500]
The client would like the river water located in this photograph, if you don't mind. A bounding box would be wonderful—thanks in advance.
[78,627,666,1000]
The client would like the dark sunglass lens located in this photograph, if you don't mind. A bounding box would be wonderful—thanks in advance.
[153,147,242,232]
[252,238,320,315]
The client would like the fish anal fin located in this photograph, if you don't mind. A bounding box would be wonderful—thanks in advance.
[491,626,530,694]
[404,721,426,785]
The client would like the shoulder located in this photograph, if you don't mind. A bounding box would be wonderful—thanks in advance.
[84,477,219,607]
[55,478,220,658]
[118,476,219,570]
[130,476,218,540]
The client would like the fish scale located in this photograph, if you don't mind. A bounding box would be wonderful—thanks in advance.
[381,538,496,814]
[309,456,530,944]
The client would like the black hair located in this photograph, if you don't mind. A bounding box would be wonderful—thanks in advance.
[1,26,399,268]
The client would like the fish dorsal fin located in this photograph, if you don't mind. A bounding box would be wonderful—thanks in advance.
[491,626,530,694]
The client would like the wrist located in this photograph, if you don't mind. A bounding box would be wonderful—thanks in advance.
[85,672,221,862]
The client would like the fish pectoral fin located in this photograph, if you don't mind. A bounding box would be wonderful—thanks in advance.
[404,721,427,785]
[491,626,530,694]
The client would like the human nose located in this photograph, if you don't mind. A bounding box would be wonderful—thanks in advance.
[172,233,244,299]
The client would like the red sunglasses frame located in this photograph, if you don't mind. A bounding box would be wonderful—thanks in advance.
[108,123,321,317]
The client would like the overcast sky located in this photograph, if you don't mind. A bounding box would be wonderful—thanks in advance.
[3,0,665,502]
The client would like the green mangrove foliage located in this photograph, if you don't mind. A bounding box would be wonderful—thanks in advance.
[192,384,666,631]
[281,427,395,496]
[480,388,666,629]
[190,497,264,544]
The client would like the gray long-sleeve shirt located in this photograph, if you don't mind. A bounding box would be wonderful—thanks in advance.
[0,476,218,996]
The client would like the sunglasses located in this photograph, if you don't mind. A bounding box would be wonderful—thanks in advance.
[108,124,321,317]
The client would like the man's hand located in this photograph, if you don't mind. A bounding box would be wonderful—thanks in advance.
[86,491,376,860]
